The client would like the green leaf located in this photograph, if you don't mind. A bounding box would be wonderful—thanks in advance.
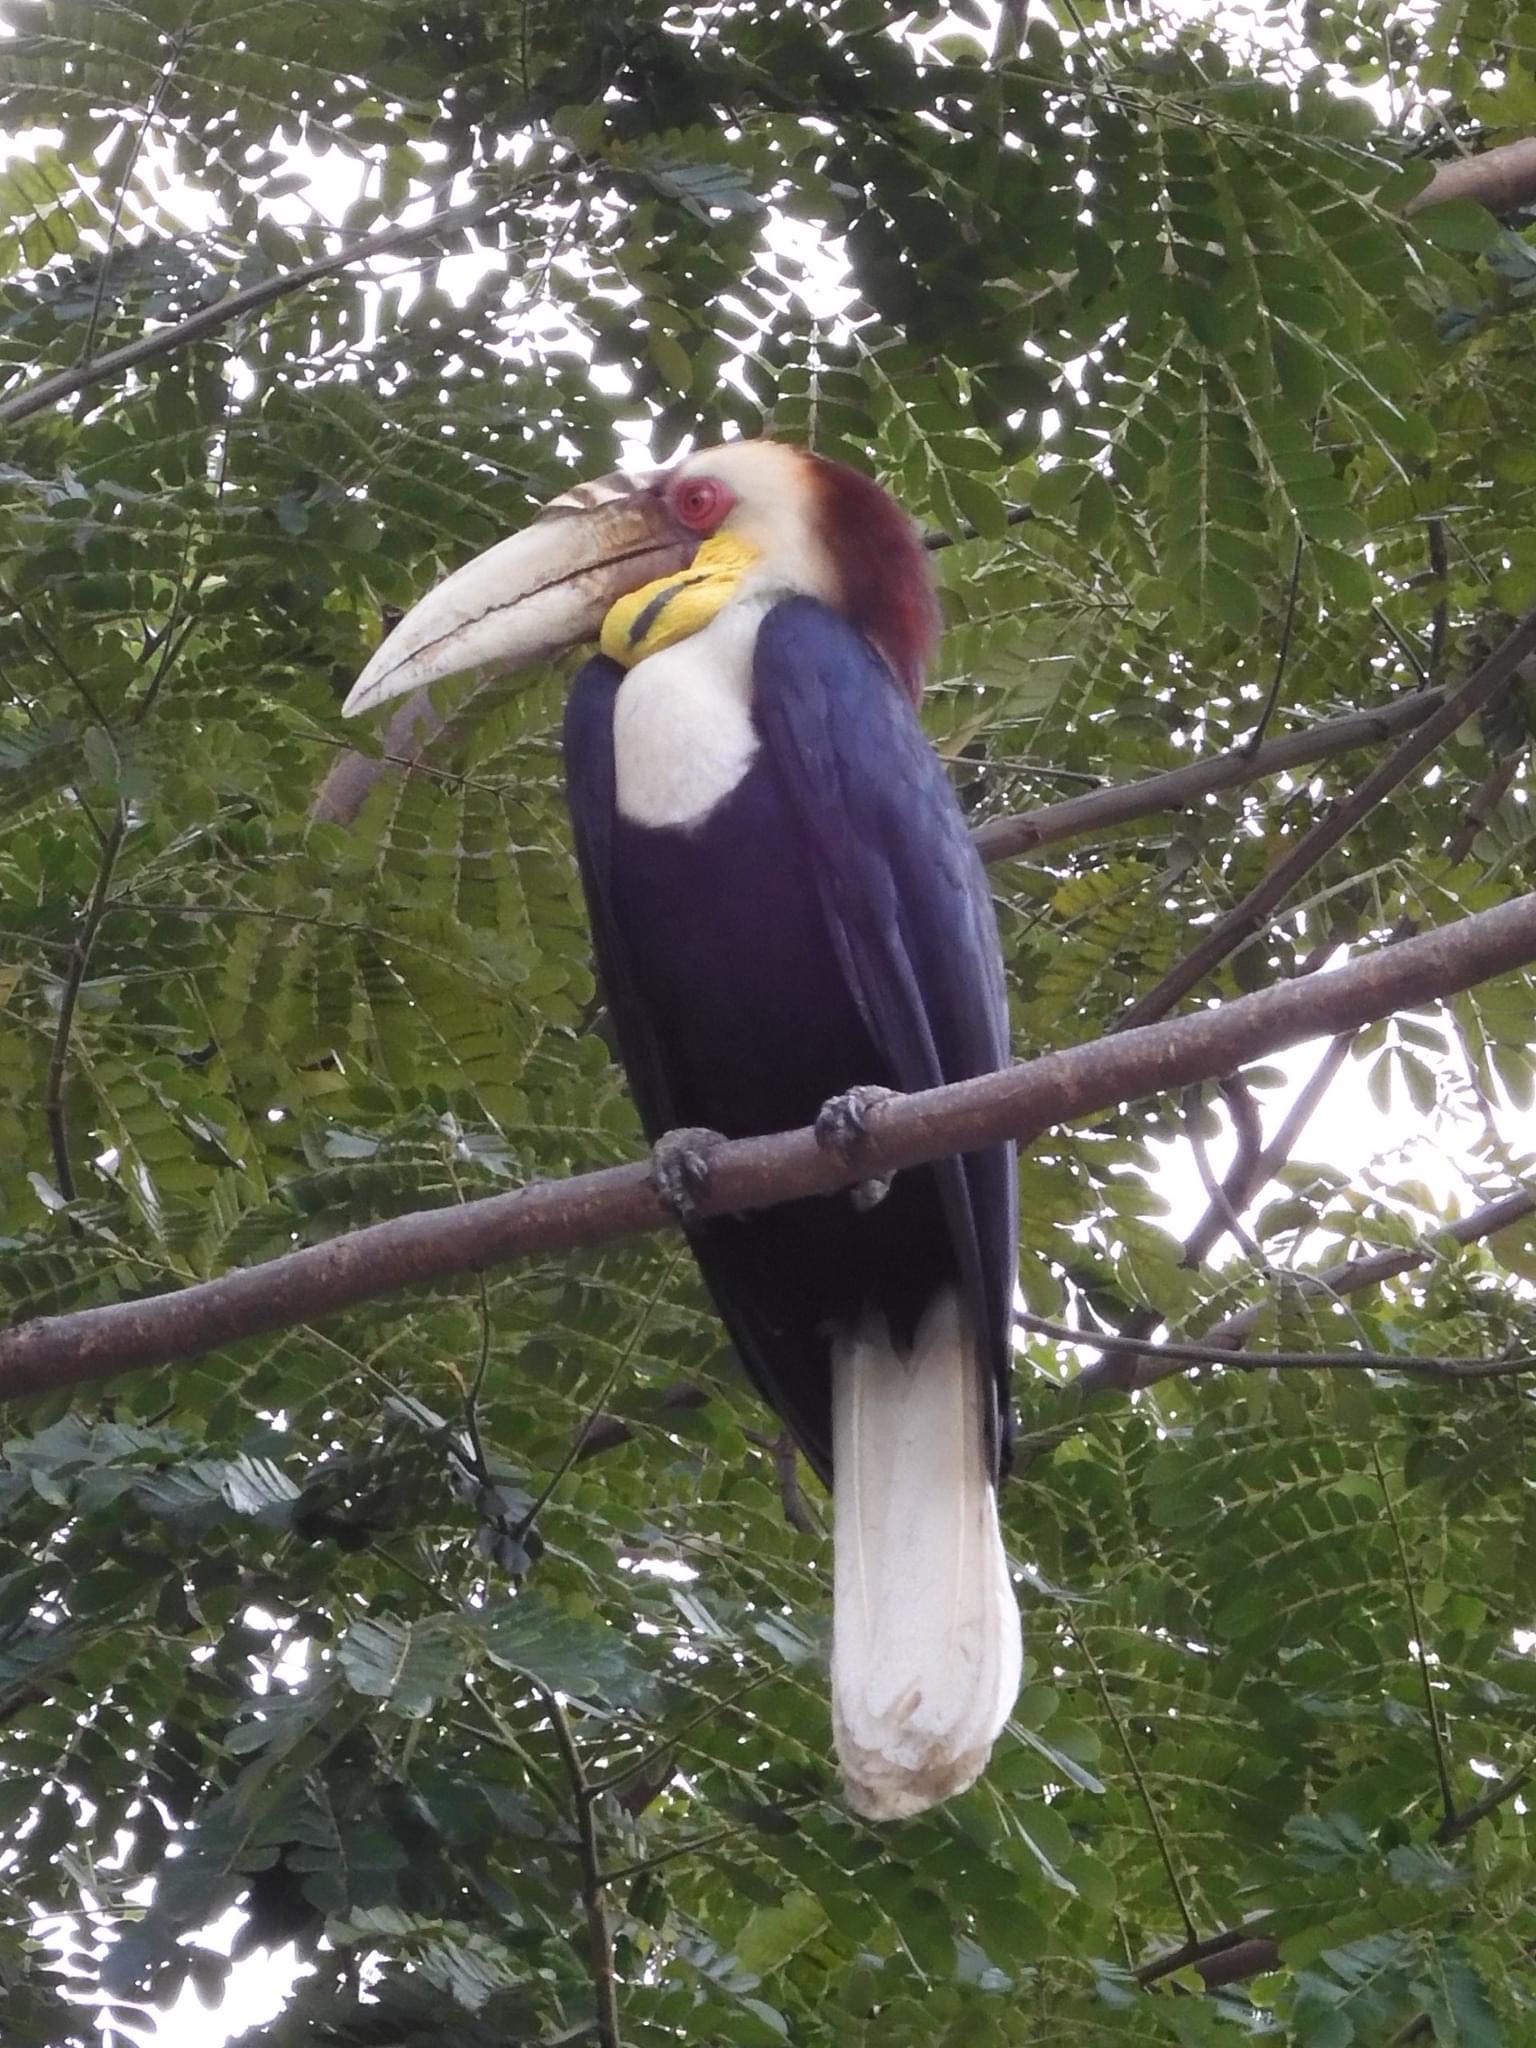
[736,1888,828,1972]
[2,12,1535,2041]
[648,328,695,392]
[1415,199,1499,254]
[337,1614,470,1717]
[479,1595,657,1708]
[1412,1939,1502,2048]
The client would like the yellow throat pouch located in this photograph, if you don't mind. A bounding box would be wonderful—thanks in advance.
[600,534,761,669]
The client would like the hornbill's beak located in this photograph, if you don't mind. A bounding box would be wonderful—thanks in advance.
[341,470,693,719]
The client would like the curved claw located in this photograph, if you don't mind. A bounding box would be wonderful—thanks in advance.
[815,1085,899,1212]
[814,1085,898,1163]
[650,1126,728,1224]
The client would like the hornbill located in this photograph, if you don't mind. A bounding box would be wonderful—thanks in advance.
[344,441,1021,1818]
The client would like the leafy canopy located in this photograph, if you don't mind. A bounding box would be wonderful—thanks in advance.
[1,2,1535,2043]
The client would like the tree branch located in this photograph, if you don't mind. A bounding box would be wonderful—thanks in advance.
[6,893,1536,1395]
[1134,1921,1279,1989]
[538,1686,621,2048]
[1115,733,1527,1355]
[1181,1033,1353,1274]
[1184,1081,1269,1268]
[744,1425,820,1532]
[44,807,129,1201]
[0,184,545,430]
[1436,1760,1531,1843]
[1114,612,1536,1031]
[1136,1749,1531,1999]
[1192,1187,1536,1361]
[1404,135,1536,218]
[1080,1187,1536,1398]
[1190,1937,1282,1991]
[970,683,1445,862]
[317,662,1451,851]
[1014,1311,1534,1381]
[574,1382,711,1462]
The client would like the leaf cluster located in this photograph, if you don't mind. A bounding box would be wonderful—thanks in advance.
[2,3,1536,2043]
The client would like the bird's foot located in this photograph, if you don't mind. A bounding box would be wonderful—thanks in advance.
[815,1084,897,1161]
[815,1085,897,1212]
[649,1126,728,1224]
[850,1174,893,1214]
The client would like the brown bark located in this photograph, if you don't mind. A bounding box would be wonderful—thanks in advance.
[1404,136,1536,217]
[970,686,1443,864]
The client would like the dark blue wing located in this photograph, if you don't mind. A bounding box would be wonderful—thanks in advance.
[562,656,684,1142]
[751,597,1017,1465]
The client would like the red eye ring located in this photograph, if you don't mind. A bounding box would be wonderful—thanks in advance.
[672,476,733,532]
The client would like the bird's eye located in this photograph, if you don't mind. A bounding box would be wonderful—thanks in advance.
[673,476,733,532]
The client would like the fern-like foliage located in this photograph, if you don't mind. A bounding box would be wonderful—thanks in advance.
[0,3,1534,2045]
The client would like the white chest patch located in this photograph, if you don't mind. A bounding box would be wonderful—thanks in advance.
[612,600,766,830]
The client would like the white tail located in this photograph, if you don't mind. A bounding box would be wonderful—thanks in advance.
[830,1288,1022,1820]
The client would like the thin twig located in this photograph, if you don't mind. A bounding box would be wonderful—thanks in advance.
[516,1247,684,1541]
[1436,1760,1531,1843]
[1373,603,1432,686]
[1114,612,1536,1032]
[1073,1628,1197,1943]
[1016,1311,1534,1381]
[584,1672,772,1802]
[459,1678,562,1802]
[598,1822,744,1889]
[1371,1443,1457,1831]
[43,807,129,1200]
[132,596,203,730]
[922,503,1035,551]
[1241,536,1305,756]
[1057,0,1110,77]
[20,616,116,735]
[539,1685,621,2048]
[77,22,196,368]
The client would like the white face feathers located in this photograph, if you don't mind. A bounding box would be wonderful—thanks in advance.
[669,442,837,610]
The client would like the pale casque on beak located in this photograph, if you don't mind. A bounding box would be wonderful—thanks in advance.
[341,469,697,719]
